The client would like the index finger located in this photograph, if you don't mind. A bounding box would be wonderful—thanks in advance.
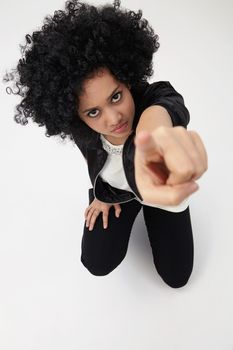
[136,130,194,185]
[134,131,163,163]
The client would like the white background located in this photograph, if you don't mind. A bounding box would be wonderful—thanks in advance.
[1,0,233,349]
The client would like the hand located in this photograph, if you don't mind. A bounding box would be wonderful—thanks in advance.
[84,198,121,231]
[134,126,208,206]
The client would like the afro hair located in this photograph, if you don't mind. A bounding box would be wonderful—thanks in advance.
[3,0,160,144]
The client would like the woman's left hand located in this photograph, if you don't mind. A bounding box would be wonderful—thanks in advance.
[134,126,208,206]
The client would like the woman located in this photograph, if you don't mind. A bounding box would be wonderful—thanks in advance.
[4,0,208,287]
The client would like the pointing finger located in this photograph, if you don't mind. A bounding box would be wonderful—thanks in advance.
[134,131,162,162]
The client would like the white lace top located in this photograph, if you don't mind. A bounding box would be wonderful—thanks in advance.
[99,134,189,212]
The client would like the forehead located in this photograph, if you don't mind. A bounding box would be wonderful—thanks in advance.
[79,68,121,101]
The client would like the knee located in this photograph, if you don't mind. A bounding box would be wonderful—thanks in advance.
[85,265,114,277]
[161,274,192,288]
[81,256,117,276]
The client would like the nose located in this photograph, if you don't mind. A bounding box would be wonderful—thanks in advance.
[106,109,123,129]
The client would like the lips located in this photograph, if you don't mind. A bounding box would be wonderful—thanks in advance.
[112,122,127,132]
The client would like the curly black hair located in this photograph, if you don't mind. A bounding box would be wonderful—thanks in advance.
[3,0,160,144]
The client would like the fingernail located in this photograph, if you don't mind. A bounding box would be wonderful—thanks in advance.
[190,183,199,192]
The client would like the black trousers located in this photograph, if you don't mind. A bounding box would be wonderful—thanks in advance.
[81,189,194,288]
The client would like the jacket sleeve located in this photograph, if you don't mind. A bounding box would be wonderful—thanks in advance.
[141,81,190,128]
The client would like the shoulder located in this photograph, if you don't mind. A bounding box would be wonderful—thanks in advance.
[131,81,179,108]
[131,80,177,117]
[131,80,190,128]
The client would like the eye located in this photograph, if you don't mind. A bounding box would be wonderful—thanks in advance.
[87,109,99,118]
[87,91,122,118]
[112,91,122,103]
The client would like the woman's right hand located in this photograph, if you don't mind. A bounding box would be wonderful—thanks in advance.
[84,198,121,231]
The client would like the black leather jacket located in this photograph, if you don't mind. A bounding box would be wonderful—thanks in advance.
[71,81,190,204]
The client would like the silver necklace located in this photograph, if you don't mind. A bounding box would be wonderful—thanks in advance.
[100,134,123,155]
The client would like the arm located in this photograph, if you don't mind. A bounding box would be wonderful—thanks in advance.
[136,105,173,136]
[137,81,190,128]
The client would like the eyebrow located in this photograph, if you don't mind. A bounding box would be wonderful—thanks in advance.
[82,85,120,113]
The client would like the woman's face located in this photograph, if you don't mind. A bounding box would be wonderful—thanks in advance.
[77,67,135,145]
